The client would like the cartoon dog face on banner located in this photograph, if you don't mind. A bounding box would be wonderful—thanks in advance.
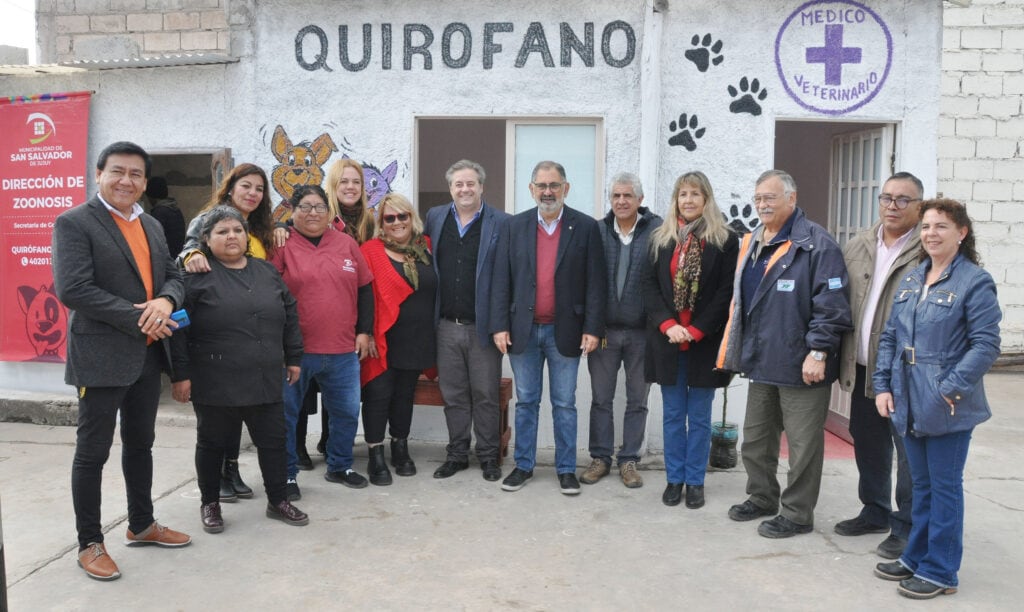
[17,284,67,361]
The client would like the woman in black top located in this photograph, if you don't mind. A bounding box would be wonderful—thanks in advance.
[644,171,738,509]
[170,206,308,532]
[360,194,438,485]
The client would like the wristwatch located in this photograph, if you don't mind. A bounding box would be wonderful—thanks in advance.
[810,350,826,362]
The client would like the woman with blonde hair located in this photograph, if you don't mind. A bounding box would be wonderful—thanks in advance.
[360,193,437,485]
[326,158,376,244]
[644,171,738,509]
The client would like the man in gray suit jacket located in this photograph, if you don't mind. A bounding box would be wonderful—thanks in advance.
[491,160,607,495]
[52,142,191,582]
[424,160,510,482]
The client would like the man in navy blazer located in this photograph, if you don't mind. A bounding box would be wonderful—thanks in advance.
[52,142,191,582]
[425,160,510,482]
[490,160,607,495]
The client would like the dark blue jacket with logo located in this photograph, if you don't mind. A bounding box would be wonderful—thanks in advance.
[717,208,852,387]
[873,254,1001,437]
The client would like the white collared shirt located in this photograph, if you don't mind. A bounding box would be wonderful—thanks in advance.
[537,207,564,236]
[97,194,144,222]
[613,212,642,246]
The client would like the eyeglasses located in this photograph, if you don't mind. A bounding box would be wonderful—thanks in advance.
[878,195,920,209]
[532,182,564,192]
[382,212,410,224]
[752,194,780,204]
[295,203,329,213]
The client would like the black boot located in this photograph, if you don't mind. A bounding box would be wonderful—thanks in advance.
[223,459,254,499]
[367,445,392,486]
[219,477,237,503]
[295,413,313,470]
[391,438,417,477]
[316,408,329,456]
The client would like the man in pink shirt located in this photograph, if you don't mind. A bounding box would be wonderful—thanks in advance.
[836,172,924,559]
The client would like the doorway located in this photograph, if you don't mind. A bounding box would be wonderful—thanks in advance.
[146,150,233,228]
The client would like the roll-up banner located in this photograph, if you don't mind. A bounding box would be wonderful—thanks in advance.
[0,91,91,362]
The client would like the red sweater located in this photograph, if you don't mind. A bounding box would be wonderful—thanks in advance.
[534,223,560,324]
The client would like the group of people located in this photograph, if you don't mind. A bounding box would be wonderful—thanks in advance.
[52,142,1001,602]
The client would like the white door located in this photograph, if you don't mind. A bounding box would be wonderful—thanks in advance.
[827,124,894,431]
[828,126,894,248]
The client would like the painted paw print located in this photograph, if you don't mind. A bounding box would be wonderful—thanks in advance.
[668,114,705,152]
[728,203,759,234]
[684,34,724,73]
[728,77,768,116]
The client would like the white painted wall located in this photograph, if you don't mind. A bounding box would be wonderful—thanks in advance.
[0,0,947,454]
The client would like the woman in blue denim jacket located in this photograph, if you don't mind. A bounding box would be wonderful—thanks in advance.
[871,199,1001,600]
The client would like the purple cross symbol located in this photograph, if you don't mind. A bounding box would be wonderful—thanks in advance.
[806,24,862,85]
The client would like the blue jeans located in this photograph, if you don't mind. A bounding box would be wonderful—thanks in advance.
[508,324,581,474]
[900,428,973,589]
[660,351,715,485]
[284,353,361,478]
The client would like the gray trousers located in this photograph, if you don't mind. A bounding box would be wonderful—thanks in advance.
[741,382,831,526]
[586,328,650,465]
[436,319,503,462]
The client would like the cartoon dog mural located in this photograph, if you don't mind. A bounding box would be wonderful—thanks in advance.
[17,284,67,361]
[270,125,338,223]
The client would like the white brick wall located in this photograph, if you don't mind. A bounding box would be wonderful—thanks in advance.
[941,1,1024,354]
[37,0,231,62]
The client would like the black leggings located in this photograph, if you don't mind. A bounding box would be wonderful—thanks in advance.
[360,368,420,444]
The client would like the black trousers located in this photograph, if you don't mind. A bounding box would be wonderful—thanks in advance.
[72,343,162,548]
[194,402,288,505]
[361,368,420,444]
[849,364,912,537]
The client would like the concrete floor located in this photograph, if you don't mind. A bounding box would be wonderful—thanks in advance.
[1,369,1022,610]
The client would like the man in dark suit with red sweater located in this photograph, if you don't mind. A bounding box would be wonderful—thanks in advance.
[490,160,607,495]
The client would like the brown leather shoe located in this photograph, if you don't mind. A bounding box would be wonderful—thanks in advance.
[78,542,120,581]
[579,458,610,484]
[201,502,224,534]
[266,500,309,526]
[619,461,643,488]
[125,522,192,547]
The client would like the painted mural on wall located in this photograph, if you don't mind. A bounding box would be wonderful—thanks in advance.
[360,158,398,210]
[268,124,337,221]
[266,125,398,221]
[775,0,892,115]
[668,30,769,233]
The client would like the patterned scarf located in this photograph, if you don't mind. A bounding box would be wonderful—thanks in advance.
[673,217,705,312]
[338,205,362,241]
[381,234,431,290]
